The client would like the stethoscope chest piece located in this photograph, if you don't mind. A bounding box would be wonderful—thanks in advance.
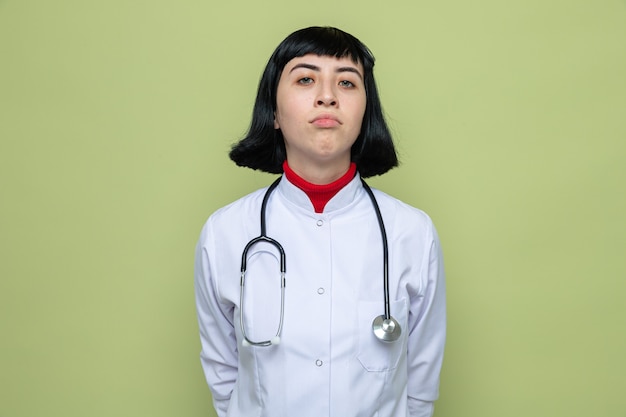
[372,315,402,342]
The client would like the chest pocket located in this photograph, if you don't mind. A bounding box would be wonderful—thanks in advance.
[356,298,408,372]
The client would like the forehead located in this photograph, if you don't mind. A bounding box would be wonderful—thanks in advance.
[281,53,364,75]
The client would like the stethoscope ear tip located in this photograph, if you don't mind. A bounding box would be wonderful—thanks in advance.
[242,338,251,347]
[270,336,281,345]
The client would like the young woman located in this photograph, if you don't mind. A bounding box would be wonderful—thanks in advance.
[195,26,446,417]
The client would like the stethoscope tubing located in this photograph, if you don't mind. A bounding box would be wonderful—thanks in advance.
[240,178,286,347]
[360,179,392,322]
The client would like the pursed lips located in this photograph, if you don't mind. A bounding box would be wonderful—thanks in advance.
[310,114,341,128]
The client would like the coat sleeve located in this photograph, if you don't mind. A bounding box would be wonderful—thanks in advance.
[194,220,238,417]
[408,399,435,417]
[406,221,446,416]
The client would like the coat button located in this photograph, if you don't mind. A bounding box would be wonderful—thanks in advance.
[315,359,323,367]
[316,219,324,227]
[317,287,325,295]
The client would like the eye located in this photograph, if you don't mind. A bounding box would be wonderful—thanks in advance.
[298,77,314,85]
[339,80,355,88]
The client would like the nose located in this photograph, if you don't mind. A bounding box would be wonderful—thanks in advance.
[315,81,337,107]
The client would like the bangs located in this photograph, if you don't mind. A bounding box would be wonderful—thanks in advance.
[270,27,374,70]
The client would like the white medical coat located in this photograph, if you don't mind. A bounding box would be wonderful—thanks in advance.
[195,173,446,417]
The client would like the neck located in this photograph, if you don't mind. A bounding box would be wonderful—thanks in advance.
[283,160,357,213]
[282,156,353,185]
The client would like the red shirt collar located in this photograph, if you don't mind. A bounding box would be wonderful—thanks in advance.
[282,161,357,213]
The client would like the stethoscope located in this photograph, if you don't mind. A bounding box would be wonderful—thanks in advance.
[239,176,401,347]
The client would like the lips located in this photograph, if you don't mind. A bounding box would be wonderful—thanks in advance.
[311,114,341,128]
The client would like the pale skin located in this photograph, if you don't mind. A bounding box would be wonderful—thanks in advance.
[274,54,367,185]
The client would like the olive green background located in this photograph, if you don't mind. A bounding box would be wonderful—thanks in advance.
[1,1,625,416]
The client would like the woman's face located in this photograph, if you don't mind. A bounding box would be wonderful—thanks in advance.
[274,53,366,180]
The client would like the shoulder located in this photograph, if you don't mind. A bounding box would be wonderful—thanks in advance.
[198,186,269,241]
[210,187,267,222]
[369,188,437,239]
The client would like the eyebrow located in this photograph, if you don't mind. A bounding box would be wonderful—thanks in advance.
[289,63,363,80]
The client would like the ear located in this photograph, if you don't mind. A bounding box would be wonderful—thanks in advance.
[274,112,280,129]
